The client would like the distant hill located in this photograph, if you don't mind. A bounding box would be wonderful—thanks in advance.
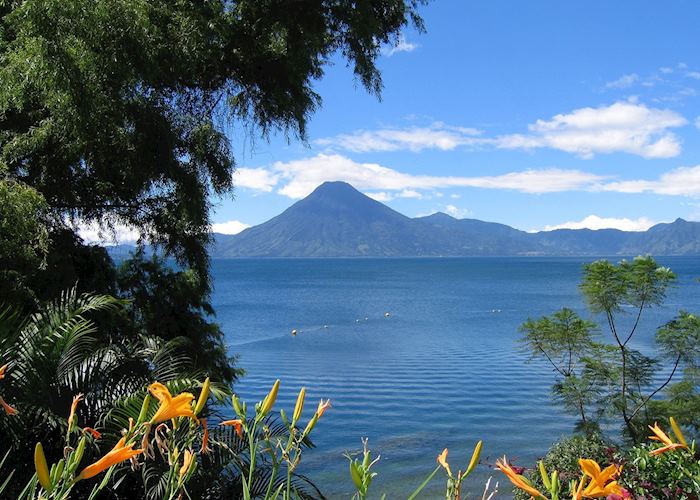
[210,181,700,257]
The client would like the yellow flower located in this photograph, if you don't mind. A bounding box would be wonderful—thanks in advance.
[648,421,688,456]
[496,456,545,499]
[578,458,623,498]
[148,382,195,424]
[437,448,452,476]
[179,449,194,478]
[0,396,17,416]
[77,437,144,480]
[221,419,244,438]
[68,393,83,432]
[0,363,8,380]
[259,379,280,416]
[34,442,52,492]
[293,387,306,422]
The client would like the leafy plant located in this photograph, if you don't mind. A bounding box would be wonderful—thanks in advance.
[521,256,700,441]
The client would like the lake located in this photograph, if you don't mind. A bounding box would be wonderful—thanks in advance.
[210,257,700,498]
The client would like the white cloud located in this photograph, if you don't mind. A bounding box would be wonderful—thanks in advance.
[211,220,250,235]
[444,205,472,218]
[245,153,606,199]
[317,102,686,158]
[539,215,658,232]
[382,35,419,56]
[316,123,482,153]
[75,220,142,245]
[496,102,686,159]
[600,165,700,196]
[365,189,422,202]
[605,73,639,89]
[235,168,279,192]
[366,192,393,202]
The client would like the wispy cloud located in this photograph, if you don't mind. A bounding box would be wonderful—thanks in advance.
[317,102,686,159]
[211,220,250,235]
[239,153,606,199]
[605,73,639,89]
[536,215,658,232]
[382,35,419,56]
[316,123,482,153]
[237,154,700,201]
[600,165,700,196]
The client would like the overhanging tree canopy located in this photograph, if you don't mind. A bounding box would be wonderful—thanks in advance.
[1,0,425,281]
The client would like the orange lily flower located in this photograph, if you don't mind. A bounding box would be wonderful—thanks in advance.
[77,436,144,480]
[571,477,586,500]
[148,382,195,424]
[0,396,17,416]
[68,393,83,431]
[648,421,688,456]
[437,448,452,476]
[221,419,244,438]
[496,456,545,499]
[579,459,623,498]
[82,427,102,439]
[0,363,8,380]
[316,399,331,418]
[179,449,194,478]
[200,418,211,454]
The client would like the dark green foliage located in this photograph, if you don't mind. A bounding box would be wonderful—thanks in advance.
[0,180,49,308]
[513,433,617,500]
[623,444,700,499]
[116,250,241,383]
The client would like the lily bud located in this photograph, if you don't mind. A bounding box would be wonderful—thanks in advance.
[293,387,306,422]
[194,377,210,416]
[669,416,688,447]
[259,379,280,417]
[137,393,151,425]
[539,461,551,489]
[465,440,482,476]
[232,394,244,417]
[34,442,52,492]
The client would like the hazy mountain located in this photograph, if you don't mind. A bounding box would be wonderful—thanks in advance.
[210,181,700,257]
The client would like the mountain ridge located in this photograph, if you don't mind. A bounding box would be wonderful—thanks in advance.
[210,181,700,257]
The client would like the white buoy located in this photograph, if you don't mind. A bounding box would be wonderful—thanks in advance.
[384,312,390,318]
[323,325,328,329]
[291,329,297,336]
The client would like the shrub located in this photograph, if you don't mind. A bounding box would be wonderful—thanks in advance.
[513,433,618,499]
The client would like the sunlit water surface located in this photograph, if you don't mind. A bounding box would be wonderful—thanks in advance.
[210,257,700,498]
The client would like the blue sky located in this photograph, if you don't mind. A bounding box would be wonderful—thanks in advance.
[210,0,700,234]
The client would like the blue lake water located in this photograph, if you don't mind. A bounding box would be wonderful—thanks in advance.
[210,257,700,498]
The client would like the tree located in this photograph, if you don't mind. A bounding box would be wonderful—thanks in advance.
[521,256,697,441]
[0,0,426,383]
